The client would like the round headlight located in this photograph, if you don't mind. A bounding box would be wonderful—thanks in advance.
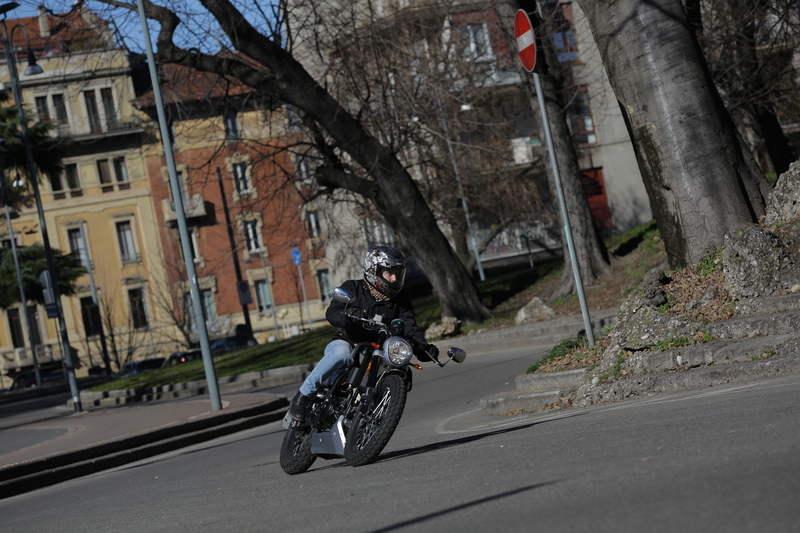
[383,337,414,366]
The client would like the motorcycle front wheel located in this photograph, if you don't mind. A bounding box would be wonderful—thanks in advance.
[280,424,316,475]
[344,373,407,467]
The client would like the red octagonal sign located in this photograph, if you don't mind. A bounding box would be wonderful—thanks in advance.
[515,10,537,72]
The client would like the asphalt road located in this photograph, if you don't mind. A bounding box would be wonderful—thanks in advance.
[2,345,799,532]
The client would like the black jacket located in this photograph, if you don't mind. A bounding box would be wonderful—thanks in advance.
[326,279,428,350]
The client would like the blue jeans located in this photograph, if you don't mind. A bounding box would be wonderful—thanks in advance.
[299,339,354,396]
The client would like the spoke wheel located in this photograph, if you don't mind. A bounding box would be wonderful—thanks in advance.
[280,424,316,475]
[344,374,407,467]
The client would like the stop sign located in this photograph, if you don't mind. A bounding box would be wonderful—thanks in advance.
[514,10,537,72]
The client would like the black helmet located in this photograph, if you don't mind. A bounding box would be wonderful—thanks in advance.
[363,245,406,298]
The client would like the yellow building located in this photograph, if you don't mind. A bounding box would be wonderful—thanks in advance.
[0,8,173,384]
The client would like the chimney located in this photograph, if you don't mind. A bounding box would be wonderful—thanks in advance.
[38,5,49,38]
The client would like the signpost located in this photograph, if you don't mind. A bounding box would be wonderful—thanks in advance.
[514,10,594,346]
[291,248,313,331]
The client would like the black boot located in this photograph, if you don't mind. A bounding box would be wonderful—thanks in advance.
[289,391,311,421]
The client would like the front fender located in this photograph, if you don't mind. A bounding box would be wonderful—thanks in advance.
[377,367,412,392]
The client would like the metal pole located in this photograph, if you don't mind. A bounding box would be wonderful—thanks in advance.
[216,167,252,334]
[434,98,485,281]
[140,281,158,359]
[0,162,41,387]
[1,14,82,409]
[135,0,221,410]
[258,252,281,340]
[532,72,594,346]
[297,263,313,331]
[78,222,112,374]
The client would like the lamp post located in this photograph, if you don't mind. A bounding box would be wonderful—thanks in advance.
[0,158,41,387]
[1,1,82,411]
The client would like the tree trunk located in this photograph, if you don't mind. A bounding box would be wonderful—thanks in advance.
[497,0,611,300]
[577,0,772,269]
[145,0,491,323]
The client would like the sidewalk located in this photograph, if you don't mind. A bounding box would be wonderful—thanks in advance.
[0,391,288,499]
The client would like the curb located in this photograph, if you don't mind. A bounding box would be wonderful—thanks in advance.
[75,364,311,407]
[0,396,288,499]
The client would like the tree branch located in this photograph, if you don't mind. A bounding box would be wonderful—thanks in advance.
[315,167,378,200]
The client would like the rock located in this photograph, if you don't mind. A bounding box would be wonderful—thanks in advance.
[685,285,718,311]
[515,296,556,324]
[722,226,800,299]
[425,317,460,339]
[764,161,800,226]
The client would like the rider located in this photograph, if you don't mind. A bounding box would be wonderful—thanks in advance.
[289,245,438,421]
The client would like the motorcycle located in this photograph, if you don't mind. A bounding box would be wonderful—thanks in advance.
[279,286,467,475]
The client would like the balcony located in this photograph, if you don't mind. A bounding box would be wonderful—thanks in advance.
[162,194,207,223]
[0,343,59,373]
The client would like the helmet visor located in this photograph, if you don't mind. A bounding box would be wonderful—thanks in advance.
[380,266,406,290]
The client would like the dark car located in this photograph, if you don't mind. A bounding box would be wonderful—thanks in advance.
[162,349,203,368]
[118,357,166,379]
[9,367,66,390]
[210,335,258,356]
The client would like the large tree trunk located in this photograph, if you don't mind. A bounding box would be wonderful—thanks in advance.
[140,0,491,323]
[576,0,772,269]
[497,0,611,300]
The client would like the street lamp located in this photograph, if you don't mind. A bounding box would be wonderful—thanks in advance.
[1,1,82,411]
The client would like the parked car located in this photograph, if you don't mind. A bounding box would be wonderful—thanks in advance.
[210,335,258,355]
[162,349,203,368]
[9,367,66,390]
[117,358,166,379]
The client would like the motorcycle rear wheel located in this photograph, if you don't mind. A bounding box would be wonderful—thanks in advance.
[344,374,407,467]
[280,424,316,475]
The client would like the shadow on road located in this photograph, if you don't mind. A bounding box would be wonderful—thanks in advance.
[372,482,557,532]
[377,413,584,464]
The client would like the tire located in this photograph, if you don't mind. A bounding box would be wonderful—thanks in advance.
[280,425,316,475]
[344,373,407,467]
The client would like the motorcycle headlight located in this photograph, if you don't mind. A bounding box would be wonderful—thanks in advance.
[382,337,414,367]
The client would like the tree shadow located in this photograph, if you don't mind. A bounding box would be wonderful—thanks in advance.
[372,482,558,533]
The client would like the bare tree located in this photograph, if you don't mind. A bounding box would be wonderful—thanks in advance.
[576,0,772,268]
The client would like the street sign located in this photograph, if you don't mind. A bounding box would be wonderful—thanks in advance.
[236,280,252,305]
[515,10,537,72]
[291,247,302,266]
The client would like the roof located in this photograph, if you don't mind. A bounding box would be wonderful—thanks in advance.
[0,8,113,61]
[133,61,257,108]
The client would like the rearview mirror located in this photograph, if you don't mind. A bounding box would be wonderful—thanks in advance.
[447,347,467,363]
[332,287,354,305]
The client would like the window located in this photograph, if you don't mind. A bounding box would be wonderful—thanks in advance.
[542,1,580,63]
[52,94,68,127]
[35,96,50,121]
[7,307,41,347]
[112,157,130,190]
[460,23,492,60]
[80,296,102,337]
[189,289,218,330]
[565,87,597,145]
[224,109,239,139]
[232,162,251,193]
[296,155,311,183]
[67,228,89,269]
[306,210,321,238]
[116,221,137,262]
[128,288,148,329]
[97,159,113,192]
[101,88,117,130]
[243,220,261,252]
[84,90,101,133]
[49,164,81,199]
[254,279,272,312]
[317,269,333,301]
